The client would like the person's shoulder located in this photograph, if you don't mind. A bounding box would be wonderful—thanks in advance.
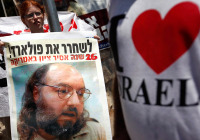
[72,118,106,140]
[86,118,103,129]
[85,118,106,140]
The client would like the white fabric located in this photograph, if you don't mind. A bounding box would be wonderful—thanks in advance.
[108,0,200,140]
[0,11,94,36]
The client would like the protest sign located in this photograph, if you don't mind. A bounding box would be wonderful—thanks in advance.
[75,0,110,50]
[2,0,110,50]
[0,12,94,37]
[1,32,112,140]
[11,0,110,49]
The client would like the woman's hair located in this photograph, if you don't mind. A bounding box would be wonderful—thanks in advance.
[19,0,45,24]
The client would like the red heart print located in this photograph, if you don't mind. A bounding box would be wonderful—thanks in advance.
[132,2,200,74]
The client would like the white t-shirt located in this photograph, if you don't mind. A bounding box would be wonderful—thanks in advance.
[108,0,200,140]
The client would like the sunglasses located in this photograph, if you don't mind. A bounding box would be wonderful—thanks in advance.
[24,12,42,19]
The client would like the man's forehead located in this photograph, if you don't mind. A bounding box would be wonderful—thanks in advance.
[48,64,77,73]
[45,64,84,83]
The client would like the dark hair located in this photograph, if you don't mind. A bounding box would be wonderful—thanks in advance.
[19,0,45,25]
[17,64,51,140]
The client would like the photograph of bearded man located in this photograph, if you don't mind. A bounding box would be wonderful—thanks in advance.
[17,63,106,140]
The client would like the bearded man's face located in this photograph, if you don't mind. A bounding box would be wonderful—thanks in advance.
[33,64,86,136]
[35,93,85,136]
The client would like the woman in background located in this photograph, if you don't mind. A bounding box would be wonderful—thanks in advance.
[19,0,45,33]
[0,0,99,53]
[0,0,44,52]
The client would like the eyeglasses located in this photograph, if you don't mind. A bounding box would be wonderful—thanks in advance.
[24,12,42,19]
[37,83,91,102]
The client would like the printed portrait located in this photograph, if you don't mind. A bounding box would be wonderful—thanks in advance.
[12,62,108,140]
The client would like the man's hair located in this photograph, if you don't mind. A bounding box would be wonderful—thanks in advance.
[17,63,89,140]
[17,64,51,140]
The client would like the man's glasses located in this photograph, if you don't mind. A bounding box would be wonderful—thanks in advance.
[24,12,42,19]
[37,83,91,102]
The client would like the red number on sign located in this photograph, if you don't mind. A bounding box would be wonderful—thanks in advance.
[86,54,97,60]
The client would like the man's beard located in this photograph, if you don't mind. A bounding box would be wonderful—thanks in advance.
[35,96,86,138]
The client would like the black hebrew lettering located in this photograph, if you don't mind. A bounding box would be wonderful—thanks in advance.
[72,43,79,53]
[62,40,92,54]
[62,44,72,53]
[53,44,60,54]
[79,43,87,53]
[15,46,20,56]
[37,44,43,54]
[46,44,53,54]
[34,44,37,54]
[21,45,28,55]
[155,79,173,106]
[87,39,92,52]
[10,46,16,57]
[62,44,67,53]
[28,42,33,54]
[9,42,44,57]
[67,44,72,53]
[28,42,43,55]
